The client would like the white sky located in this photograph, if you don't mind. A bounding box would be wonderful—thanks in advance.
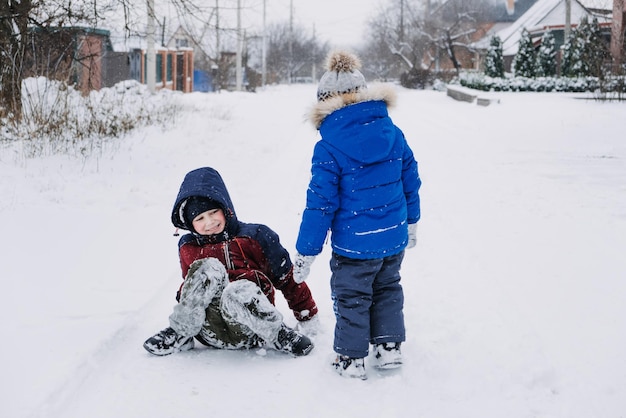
[104,0,387,52]
[109,0,617,51]
[254,0,386,48]
[261,0,616,48]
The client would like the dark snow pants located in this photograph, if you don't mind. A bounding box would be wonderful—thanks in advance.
[330,251,406,359]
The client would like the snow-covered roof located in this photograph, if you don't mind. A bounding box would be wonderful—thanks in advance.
[485,0,609,56]
[578,0,613,10]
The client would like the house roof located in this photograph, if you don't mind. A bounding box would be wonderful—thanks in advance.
[476,0,611,55]
[432,0,539,23]
[578,0,613,10]
[28,26,115,51]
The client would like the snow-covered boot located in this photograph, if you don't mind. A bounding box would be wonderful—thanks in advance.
[332,354,367,380]
[143,327,194,356]
[274,324,314,356]
[373,342,402,369]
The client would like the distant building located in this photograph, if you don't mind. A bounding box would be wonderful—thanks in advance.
[24,26,129,94]
[129,46,194,93]
[167,25,217,92]
[427,0,540,72]
[473,0,613,72]
[24,26,194,94]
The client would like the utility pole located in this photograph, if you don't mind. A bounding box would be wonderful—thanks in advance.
[312,24,317,82]
[236,0,243,91]
[289,0,293,84]
[564,0,571,42]
[400,0,405,43]
[262,0,267,87]
[161,17,166,46]
[216,0,220,60]
[146,0,156,93]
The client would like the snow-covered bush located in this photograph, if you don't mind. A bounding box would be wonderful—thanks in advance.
[535,31,557,77]
[457,71,625,94]
[579,17,611,78]
[512,30,536,78]
[484,36,504,78]
[1,78,183,158]
[400,68,434,89]
[459,16,617,96]
[562,23,586,77]
[562,17,610,78]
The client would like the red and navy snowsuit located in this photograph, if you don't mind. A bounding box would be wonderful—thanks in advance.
[171,167,317,322]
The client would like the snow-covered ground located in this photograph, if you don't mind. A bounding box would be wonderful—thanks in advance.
[1,84,625,418]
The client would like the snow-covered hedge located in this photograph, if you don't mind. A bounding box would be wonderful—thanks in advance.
[458,71,626,93]
[1,78,184,158]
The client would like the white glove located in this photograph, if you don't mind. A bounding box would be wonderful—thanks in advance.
[407,223,418,249]
[295,315,321,337]
[293,253,316,283]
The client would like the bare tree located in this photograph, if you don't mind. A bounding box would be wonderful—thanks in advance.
[361,0,498,85]
[423,0,496,73]
[1,0,32,119]
[0,0,117,119]
[0,0,223,119]
[265,21,327,84]
[359,9,405,81]
[359,0,431,78]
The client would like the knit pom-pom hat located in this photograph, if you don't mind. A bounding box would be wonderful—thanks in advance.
[316,50,367,101]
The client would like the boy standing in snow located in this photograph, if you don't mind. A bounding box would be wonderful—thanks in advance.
[293,51,421,379]
[144,167,318,357]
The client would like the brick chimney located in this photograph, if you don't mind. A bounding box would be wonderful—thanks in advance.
[506,0,515,15]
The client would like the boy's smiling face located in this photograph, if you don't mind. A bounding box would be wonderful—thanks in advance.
[192,208,226,236]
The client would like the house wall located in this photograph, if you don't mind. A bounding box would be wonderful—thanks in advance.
[23,30,76,82]
[24,27,196,93]
[474,0,617,73]
[75,34,103,93]
[102,51,131,88]
[137,49,194,93]
[24,28,118,94]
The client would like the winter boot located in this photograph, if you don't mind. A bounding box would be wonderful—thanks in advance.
[143,327,194,356]
[332,354,367,380]
[373,342,403,369]
[274,324,314,356]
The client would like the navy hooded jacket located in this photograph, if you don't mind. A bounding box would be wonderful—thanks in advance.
[171,167,318,320]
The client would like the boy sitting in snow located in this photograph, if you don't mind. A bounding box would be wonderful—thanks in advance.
[144,167,318,357]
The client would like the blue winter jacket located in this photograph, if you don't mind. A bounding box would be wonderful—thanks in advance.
[296,85,421,260]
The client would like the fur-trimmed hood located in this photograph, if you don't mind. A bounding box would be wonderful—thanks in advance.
[308,83,397,129]
[297,81,421,260]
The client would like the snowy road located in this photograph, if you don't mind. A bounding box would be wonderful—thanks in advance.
[2,85,625,418]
